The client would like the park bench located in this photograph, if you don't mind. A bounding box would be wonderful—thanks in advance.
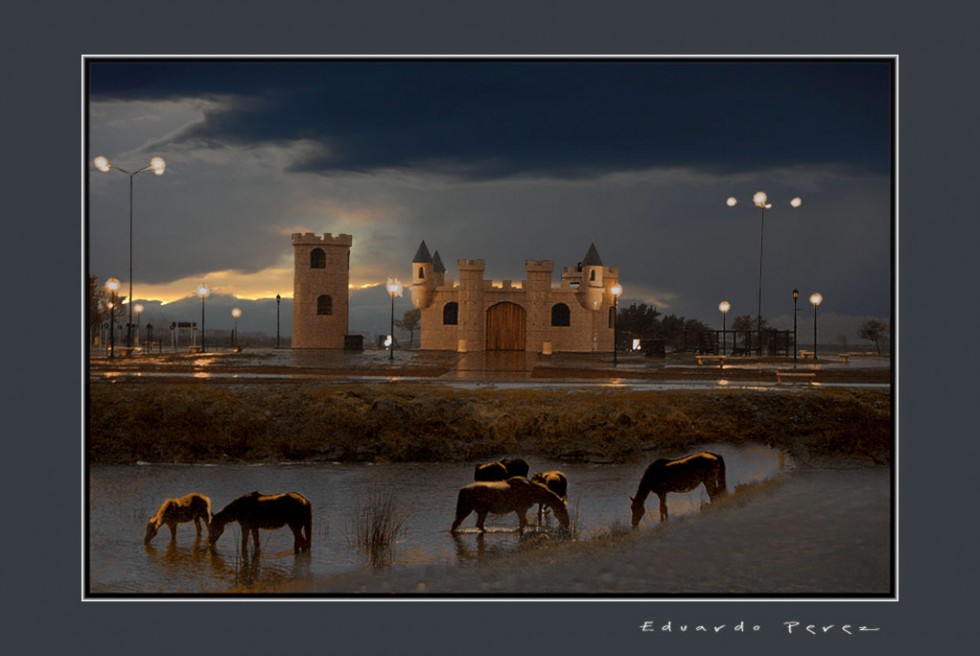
[696,355,726,367]
[776,371,816,384]
[798,349,815,359]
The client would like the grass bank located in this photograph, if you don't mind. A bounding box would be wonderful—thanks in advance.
[88,381,891,466]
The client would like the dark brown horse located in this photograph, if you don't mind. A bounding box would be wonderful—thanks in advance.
[630,452,727,526]
[474,457,530,481]
[451,476,569,534]
[208,491,312,557]
[530,471,568,524]
[144,493,212,544]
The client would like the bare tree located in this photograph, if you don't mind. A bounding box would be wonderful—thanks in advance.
[395,308,422,349]
[858,319,888,355]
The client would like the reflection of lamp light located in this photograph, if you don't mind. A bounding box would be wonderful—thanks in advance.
[105,278,120,359]
[93,154,166,349]
[231,307,242,349]
[718,300,731,355]
[809,292,823,360]
[727,190,802,354]
[386,278,403,361]
[610,283,623,365]
[134,303,144,349]
[197,284,210,352]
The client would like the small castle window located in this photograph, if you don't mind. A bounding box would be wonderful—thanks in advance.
[589,270,596,282]
[443,302,458,325]
[418,266,425,279]
[310,248,326,269]
[551,303,570,327]
[317,294,333,315]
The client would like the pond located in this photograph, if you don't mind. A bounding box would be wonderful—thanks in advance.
[87,443,793,595]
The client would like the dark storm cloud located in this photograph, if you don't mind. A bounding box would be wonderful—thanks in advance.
[89,59,892,180]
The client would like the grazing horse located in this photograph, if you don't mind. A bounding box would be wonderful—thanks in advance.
[451,476,569,534]
[474,457,530,481]
[530,471,568,524]
[208,491,312,557]
[630,452,727,527]
[144,493,212,544]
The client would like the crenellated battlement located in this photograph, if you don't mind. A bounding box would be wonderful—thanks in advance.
[292,232,353,246]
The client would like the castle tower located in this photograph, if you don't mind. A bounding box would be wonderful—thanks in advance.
[291,232,352,348]
[457,258,486,352]
[576,243,607,311]
[524,259,554,353]
[410,240,437,310]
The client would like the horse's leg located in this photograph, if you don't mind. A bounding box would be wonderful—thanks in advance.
[475,510,488,532]
[194,516,203,537]
[167,521,178,541]
[451,508,472,534]
[658,493,669,521]
[252,527,261,555]
[291,525,302,553]
[517,510,528,534]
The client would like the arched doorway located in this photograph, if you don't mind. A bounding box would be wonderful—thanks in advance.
[486,302,526,351]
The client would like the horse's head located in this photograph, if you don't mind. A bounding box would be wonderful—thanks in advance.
[207,518,225,549]
[552,499,571,531]
[143,520,159,544]
[629,496,644,528]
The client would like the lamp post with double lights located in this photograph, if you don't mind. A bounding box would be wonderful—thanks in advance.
[718,300,731,355]
[727,192,802,354]
[93,155,166,349]
[610,282,623,365]
[386,278,403,361]
[792,289,800,363]
[197,284,210,353]
[105,277,120,359]
[809,292,823,360]
[231,307,242,350]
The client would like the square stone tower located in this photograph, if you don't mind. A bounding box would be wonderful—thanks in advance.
[291,232,352,348]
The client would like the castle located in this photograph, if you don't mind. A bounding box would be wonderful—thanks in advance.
[290,232,352,349]
[410,240,620,353]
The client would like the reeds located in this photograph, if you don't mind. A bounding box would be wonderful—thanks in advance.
[346,489,409,568]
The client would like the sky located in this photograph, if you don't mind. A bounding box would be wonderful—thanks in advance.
[86,57,894,343]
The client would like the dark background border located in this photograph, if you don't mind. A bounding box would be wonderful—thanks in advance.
[12,1,972,653]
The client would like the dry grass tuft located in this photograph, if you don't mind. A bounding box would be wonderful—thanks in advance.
[345,489,409,568]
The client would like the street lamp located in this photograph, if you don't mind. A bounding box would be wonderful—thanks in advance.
[275,294,281,349]
[610,282,623,365]
[727,192,802,354]
[718,300,731,356]
[133,303,144,351]
[93,155,166,349]
[231,307,242,349]
[197,283,210,353]
[386,278,403,361]
[105,277,120,359]
[809,292,823,360]
[792,289,800,363]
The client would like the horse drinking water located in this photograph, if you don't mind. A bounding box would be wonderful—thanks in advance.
[144,493,212,544]
[474,457,530,481]
[530,470,568,524]
[630,452,727,527]
[208,491,313,557]
[451,476,569,534]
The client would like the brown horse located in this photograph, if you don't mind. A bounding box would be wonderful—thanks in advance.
[630,452,727,526]
[474,457,530,481]
[144,493,212,544]
[451,476,569,534]
[530,471,568,524]
[208,491,312,557]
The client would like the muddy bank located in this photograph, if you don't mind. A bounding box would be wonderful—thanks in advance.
[88,382,891,466]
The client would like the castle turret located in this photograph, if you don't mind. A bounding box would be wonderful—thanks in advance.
[410,240,437,310]
[576,243,606,311]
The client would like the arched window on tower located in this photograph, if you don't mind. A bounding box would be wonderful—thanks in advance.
[317,294,333,315]
[443,302,458,325]
[551,303,570,327]
[589,269,596,282]
[418,266,425,279]
[310,248,326,269]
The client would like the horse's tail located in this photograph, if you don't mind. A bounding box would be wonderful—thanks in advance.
[450,488,470,532]
[304,501,313,551]
[714,456,728,498]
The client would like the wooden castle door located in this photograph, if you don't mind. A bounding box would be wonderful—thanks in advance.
[486,302,526,351]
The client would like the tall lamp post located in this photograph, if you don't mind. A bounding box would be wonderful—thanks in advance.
[231,307,242,349]
[93,155,166,349]
[105,277,120,359]
[727,192,802,354]
[809,292,823,360]
[133,303,144,351]
[792,289,800,363]
[386,278,403,361]
[197,283,210,353]
[718,300,731,355]
[610,282,623,365]
[275,294,281,349]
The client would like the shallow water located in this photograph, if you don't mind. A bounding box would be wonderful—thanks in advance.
[87,443,793,594]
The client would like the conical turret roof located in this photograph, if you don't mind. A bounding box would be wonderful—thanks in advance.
[413,240,433,263]
[432,250,446,273]
[582,243,603,266]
